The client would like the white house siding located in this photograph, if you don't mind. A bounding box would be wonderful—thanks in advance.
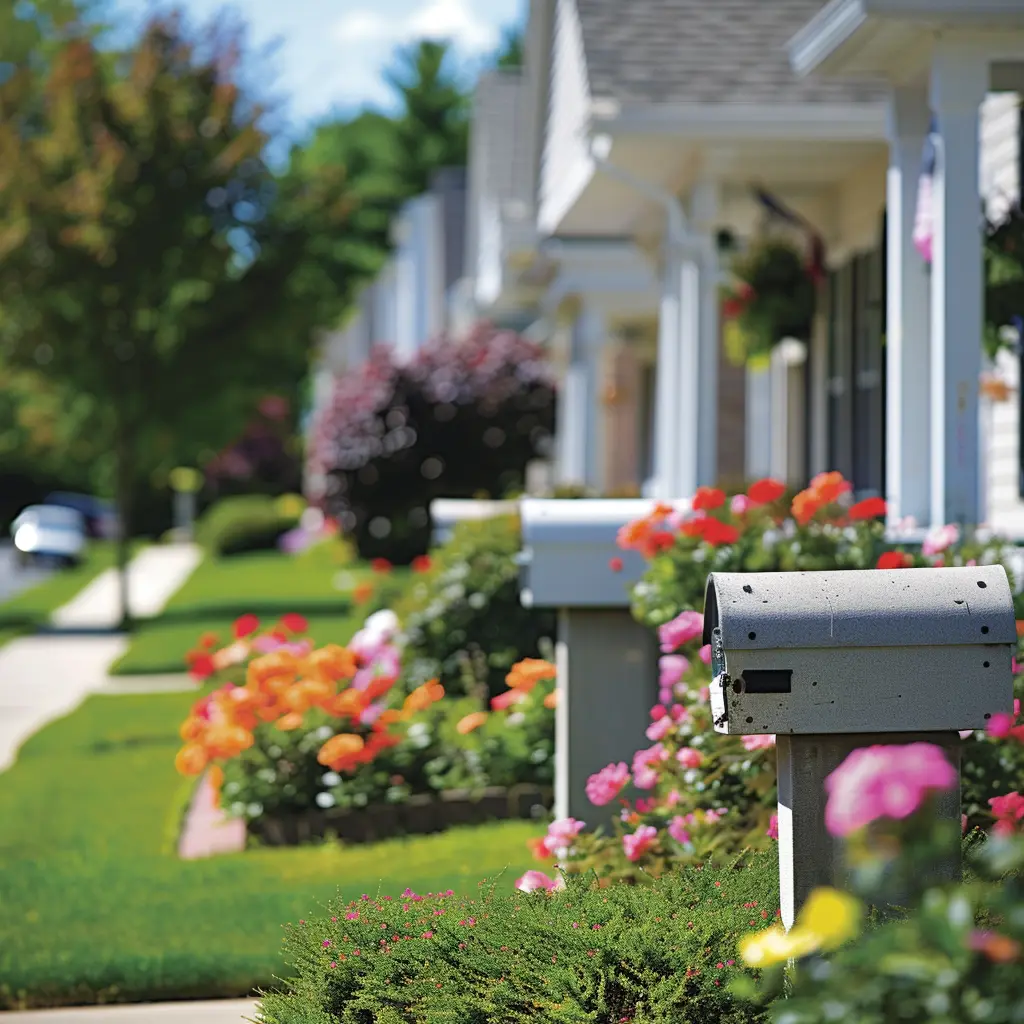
[981,93,1022,533]
[537,0,593,236]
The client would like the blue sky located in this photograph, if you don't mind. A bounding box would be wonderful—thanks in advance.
[106,0,524,133]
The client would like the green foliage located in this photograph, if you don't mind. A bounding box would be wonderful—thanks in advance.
[0,689,538,1009]
[258,851,778,1024]
[396,515,557,699]
[194,493,304,558]
[985,203,1024,359]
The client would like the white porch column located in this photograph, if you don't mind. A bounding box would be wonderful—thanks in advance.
[886,84,933,528]
[555,304,603,490]
[929,45,988,527]
[653,242,683,499]
[673,253,702,498]
[692,182,720,488]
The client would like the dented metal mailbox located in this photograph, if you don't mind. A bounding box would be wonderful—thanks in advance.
[702,565,1016,736]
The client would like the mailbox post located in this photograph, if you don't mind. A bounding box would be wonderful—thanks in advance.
[519,499,664,828]
[703,565,1016,928]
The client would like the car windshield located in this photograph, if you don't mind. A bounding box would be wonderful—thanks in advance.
[18,506,86,531]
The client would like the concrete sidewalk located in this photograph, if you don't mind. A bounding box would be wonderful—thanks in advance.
[50,544,201,630]
[0,1000,258,1023]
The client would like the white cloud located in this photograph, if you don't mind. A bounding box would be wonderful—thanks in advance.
[334,0,500,54]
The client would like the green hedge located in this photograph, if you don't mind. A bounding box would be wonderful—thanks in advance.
[194,494,303,558]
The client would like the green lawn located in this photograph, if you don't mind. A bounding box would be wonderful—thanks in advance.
[0,541,120,642]
[109,544,406,675]
[0,692,536,1009]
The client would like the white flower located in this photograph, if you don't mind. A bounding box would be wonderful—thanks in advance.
[691,548,706,563]
[762,530,779,550]
[507,712,526,727]
[257,768,276,783]
[321,772,341,787]
[315,791,336,809]
[246,802,264,818]
[468,592,487,610]
[316,725,333,741]
[362,608,400,642]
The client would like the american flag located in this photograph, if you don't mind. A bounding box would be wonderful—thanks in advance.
[913,115,939,263]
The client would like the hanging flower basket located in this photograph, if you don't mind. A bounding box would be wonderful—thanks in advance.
[721,238,818,366]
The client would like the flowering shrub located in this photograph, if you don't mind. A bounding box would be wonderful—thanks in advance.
[537,472,1024,881]
[395,514,557,700]
[256,850,778,1024]
[305,324,556,562]
[176,613,555,826]
[736,740,1024,1022]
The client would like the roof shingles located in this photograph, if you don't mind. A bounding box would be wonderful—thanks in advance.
[575,0,887,106]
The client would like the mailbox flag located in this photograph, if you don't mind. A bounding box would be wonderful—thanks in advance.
[913,115,939,263]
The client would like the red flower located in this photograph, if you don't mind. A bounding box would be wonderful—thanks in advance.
[371,558,392,574]
[609,556,624,573]
[411,555,432,574]
[199,631,219,650]
[281,613,309,634]
[849,497,887,521]
[702,519,740,547]
[233,614,260,639]
[189,653,216,681]
[747,478,785,505]
[692,486,726,512]
[876,551,914,570]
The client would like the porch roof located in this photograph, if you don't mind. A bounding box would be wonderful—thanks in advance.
[790,0,1024,79]
[576,0,888,112]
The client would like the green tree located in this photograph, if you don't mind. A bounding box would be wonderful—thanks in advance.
[0,13,355,625]
[494,26,523,69]
[384,39,470,199]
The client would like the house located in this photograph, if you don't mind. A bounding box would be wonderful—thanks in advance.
[467,0,1024,530]
[306,166,468,441]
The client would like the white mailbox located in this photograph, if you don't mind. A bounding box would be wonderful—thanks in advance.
[703,565,1016,737]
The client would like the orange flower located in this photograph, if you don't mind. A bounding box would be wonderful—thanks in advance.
[791,488,821,525]
[543,690,558,710]
[318,733,365,770]
[199,632,220,650]
[327,689,369,720]
[528,836,554,861]
[277,712,305,731]
[363,673,398,702]
[747,478,785,505]
[456,711,489,735]
[809,471,851,505]
[692,486,726,512]
[179,716,204,742]
[404,679,445,714]
[175,743,208,776]
[353,581,375,605]
[849,496,887,521]
[307,644,358,683]
[506,658,557,692]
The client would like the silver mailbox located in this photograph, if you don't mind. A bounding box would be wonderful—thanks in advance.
[702,565,1016,735]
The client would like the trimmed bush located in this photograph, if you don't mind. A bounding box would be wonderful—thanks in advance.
[396,514,557,700]
[307,324,556,562]
[256,850,777,1024]
[195,494,304,557]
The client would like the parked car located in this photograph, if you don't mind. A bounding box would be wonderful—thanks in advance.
[11,505,87,568]
[43,492,118,539]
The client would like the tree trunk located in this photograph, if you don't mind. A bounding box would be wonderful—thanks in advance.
[114,423,134,632]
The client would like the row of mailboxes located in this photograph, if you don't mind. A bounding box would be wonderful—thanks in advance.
[704,564,1016,736]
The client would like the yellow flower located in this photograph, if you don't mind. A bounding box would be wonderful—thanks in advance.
[738,887,861,968]
[799,887,861,950]
[739,925,818,968]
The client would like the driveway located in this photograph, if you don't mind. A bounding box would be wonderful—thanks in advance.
[0,541,53,603]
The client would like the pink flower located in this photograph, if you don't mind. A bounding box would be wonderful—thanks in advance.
[659,686,674,706]
[650,704,667,722]
[668,816,691,845]
[741,734,776,752]
[542,817,586,857]
[633,744,668,789]
[646,716,674,742]
[676,747,704,769]
[586,762,630,806]
[988,712,1016,739]
[698,644,712,666]
[698,686,710,703]
[659,654,689,688]
[658,611,704,653]
[766,813,779,840]
[922,523,960,556]
[989,792,1024,835]
[824,743,958,836]
[703,809,724,824]
[730,494,752,516]
[515,870,566,893]
[670,704,688,722]
[622,825,658,862]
